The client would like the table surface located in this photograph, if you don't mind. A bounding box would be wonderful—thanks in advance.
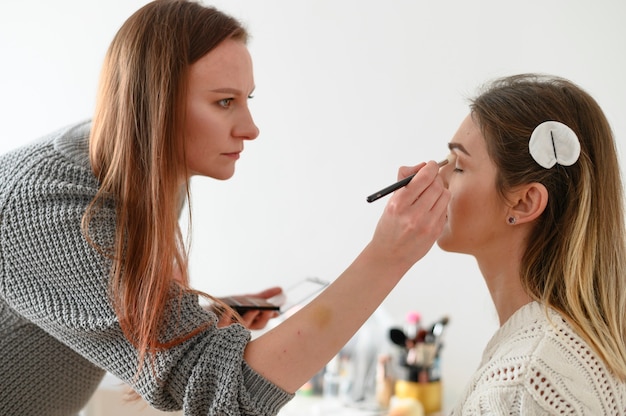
[91,374,445,416]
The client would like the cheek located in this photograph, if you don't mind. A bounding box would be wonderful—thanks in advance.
[447,186,472,221]
[184,106,219,156]
[186,102,214,141]
[183,123,216,176]
[437,193,463,251]
[437,185,487,249]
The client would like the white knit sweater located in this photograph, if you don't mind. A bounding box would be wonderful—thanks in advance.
[449,301,626,415]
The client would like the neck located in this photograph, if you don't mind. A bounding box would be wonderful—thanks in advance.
[475,242,532,326]
[487,275,532,326]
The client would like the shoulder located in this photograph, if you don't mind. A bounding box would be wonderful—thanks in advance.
[1,119,93,180]
[1,120,91,164]
[0,120,97,203]
[51,119,92,168]
[0,120,113,267]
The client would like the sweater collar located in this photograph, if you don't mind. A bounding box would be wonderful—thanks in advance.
[482,301,549,357]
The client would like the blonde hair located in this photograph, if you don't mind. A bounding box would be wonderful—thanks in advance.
[471,74,626,380]
[83,0,247,366]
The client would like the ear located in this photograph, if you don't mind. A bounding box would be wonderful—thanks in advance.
[507,182,548,224]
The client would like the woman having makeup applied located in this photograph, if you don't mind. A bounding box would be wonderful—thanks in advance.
[438,74,626,414]
[0,1,450,415]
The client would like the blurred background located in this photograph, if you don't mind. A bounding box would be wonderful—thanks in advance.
[2,0,625,411]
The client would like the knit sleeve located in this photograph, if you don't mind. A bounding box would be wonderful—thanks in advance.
[0,134,293,415]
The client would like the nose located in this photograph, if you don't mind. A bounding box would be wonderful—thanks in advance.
[234,106,260,141]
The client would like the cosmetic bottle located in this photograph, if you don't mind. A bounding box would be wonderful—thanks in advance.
[322,354,342,401]
[387,395,424,416]
[375,354,394,408]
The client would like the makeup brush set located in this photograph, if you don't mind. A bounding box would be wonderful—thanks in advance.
[388,315,449,383]
[384,315,449,414]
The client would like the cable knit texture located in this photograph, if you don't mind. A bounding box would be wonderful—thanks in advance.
[0,121,293,416]
[449,301,626,415]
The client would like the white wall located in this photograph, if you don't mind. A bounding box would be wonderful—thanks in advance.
[2,0,625,409]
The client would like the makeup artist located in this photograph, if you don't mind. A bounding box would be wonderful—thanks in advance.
[0,1,450,415]
[437,74,626,414]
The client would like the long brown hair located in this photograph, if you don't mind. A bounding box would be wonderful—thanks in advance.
[471,74,626,380]
[82,0,248,366]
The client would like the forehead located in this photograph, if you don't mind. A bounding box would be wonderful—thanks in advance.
[188,39,254,89]
[450,114,485,152]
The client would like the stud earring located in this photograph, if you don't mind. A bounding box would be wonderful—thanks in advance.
[507,216,517,225]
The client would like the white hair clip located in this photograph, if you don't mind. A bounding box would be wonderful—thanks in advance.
[528,121,580,169]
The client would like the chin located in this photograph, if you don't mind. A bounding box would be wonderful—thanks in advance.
[436,231,458,254]
[207,169,236,181]
[436,238,450,252]
[437,237,470,256]
[218,173,235,180]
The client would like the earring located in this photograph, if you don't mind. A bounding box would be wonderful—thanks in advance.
[507,216,517,225]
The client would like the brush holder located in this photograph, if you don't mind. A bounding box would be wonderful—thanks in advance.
[394,379,442,415]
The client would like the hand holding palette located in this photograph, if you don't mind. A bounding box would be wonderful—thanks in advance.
[222,277,329,316]
[220,295,280,316]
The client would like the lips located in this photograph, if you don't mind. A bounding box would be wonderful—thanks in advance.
[223,152,241,160]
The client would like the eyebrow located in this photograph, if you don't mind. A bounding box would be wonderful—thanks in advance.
[209,87,256,96]
[448,142,471,156]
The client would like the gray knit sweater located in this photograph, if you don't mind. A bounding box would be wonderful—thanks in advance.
[0,121,293,416]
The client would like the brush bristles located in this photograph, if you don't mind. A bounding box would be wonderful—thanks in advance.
[438,153,456,167]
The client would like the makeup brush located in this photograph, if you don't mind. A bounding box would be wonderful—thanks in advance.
[366,155,454,203]
[389,328,408,347]
[430,315,449,338]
